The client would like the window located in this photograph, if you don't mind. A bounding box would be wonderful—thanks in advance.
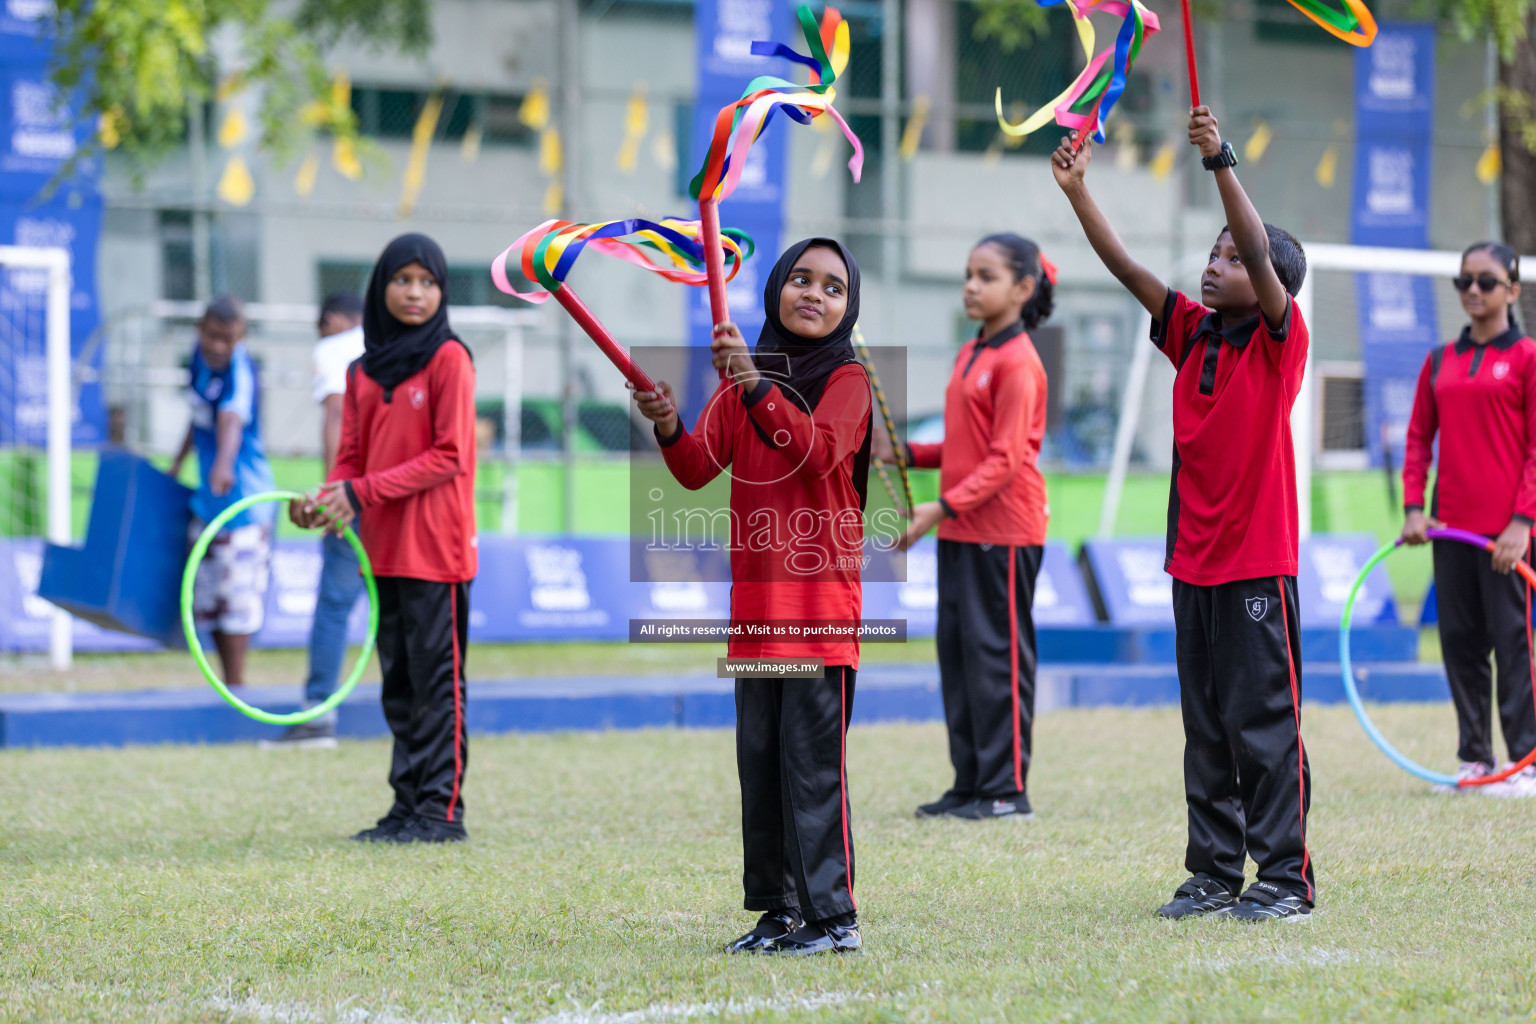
[317,260,530,308]
[349,87,534,146]
[159,210,194,301]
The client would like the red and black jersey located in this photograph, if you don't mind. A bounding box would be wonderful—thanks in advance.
[1153,289,1308,586]
[658,363,872,667]
[1403,324,1536,537]
[907,320,1049,546]
[331,341,478,582]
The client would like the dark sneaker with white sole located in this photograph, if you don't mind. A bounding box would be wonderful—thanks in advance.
[1227,883,1312,922]
[762,917,861,955]
[1156,874,1236,919]
[258,720,338,750]
[915,790,971,818]
[725,909,803,953]
[945,794,1033,820]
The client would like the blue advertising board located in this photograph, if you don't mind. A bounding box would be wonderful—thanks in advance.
[0,3,105,446]
[1352,23,1439,468]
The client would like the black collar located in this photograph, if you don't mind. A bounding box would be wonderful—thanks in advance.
[1193,310,1260,349]
[1455,323,1523,354]
[978,319,1026,349]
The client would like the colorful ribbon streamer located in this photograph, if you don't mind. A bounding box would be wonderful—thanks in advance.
[490,217,753,303]
[995,0,1160,145]
[689,5,865,203]
[1283,0,1377,46]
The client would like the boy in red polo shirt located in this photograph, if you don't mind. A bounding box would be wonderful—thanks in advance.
[1053,107,1315,922]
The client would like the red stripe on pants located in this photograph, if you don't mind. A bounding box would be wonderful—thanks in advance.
[447,586,464,822]
[839,668,857,911]
[1276,577,1313,903]
[1009,547,1022,792]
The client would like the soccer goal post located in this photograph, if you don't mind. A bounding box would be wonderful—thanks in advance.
[0,244,72,669]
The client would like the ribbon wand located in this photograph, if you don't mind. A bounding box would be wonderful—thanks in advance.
[698,199,731,350]
[1180,0,1201,107]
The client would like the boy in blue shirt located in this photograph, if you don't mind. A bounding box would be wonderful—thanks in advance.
[171,295,276,687]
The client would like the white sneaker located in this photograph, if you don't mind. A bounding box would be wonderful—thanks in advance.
[1483,764,1536,798]
[1433,761,1493,794]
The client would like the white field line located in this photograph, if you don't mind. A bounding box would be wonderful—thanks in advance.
[209,990,872,1024]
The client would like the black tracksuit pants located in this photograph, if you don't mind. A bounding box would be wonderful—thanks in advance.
[377,576,471,825]
[736,666,857,923]
[1433,539,1536,766]
[936,540,1042,800]
[1173,574,1314,904]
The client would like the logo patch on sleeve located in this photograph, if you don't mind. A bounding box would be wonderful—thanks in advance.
[1246,596,1269,621]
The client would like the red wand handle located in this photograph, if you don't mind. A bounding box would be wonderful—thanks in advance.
[551,285,672,413]
[1181,0,1201,107]
[698,198,730,380]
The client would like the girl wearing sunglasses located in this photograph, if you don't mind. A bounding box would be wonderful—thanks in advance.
[1402,241,1536,796]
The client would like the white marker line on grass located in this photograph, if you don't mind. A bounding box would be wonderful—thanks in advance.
[209,990,871,1024]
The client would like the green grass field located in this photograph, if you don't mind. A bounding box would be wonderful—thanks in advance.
[4,705,1534,1022]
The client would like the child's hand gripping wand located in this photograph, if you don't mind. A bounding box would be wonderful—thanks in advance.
[688,3,865,376]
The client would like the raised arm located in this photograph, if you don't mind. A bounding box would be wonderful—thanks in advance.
[1189,106,1289,327]
[1051,134,1169,318]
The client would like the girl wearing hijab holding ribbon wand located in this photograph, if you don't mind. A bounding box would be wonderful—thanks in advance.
[875,233,1054,822]
[292,234,478,843]
[630,239,873,956]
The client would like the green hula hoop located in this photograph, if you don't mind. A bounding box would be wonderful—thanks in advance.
[181,490,378,725]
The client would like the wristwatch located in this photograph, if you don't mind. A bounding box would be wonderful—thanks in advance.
[1202,141,1238,171]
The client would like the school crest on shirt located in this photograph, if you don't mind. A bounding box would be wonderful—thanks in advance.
[976,370,992,389]
[409,386,426,409]
[1493,361,1511,380]
[1246,596,1269,621]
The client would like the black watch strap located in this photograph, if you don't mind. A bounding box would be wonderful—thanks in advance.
[1202,141,1237,171]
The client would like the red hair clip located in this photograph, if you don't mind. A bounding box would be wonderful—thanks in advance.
[1039,253,1059,286]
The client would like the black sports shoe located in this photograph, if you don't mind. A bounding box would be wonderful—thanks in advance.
[915,790,971,818]
[762,917,861,955]
[258,720,338,750]
[349,814,409,842]
[724,909,803,954]
[1227,883,1312,922]
[1156,874,1236,919]
[945,794,1033,820]
[392,814,468,844]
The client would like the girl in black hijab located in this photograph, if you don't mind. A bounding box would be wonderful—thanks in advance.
[301,233,479,844]
[631,238,873,955]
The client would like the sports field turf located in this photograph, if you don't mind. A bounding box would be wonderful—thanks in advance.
[4,704,1533,1023]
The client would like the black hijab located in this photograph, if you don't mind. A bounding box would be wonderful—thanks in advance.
[361,233,467,396]
[750,237,872,508]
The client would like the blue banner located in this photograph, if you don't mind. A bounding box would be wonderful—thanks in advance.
[0,4,105,447]
[685,0,789,417]
[1352,23,1438,467]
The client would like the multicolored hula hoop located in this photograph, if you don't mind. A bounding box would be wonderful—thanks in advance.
[181,491,378,725]
[1339,526,1536,787]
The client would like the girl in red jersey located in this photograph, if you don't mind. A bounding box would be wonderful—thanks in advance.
[630,238,871,956]
[1402,241,1536,797]
[881,232,1053,822]
[295,234,478,842]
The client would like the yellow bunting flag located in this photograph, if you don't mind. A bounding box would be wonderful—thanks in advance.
[539,127,563,176]
[1244,120,1272,164]
[332,136,362,180]
[217,108,248,149]
[521,82,551,131]
[294,153,320,197]
[398,92,444,217]
[461,123,483,163]
[1476,143,1501,185]
[899,94,931,162]
[215,73,245,102]
[1150,142,1174,182]
[651,130,677,172]
[616,85,650,174]
[1316,144,1338,188]
[216,156,254,206]
[98,108,122,150]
